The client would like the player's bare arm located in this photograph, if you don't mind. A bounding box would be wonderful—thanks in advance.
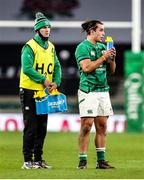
[80,48,115,73]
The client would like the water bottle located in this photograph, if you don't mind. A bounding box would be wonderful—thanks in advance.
[106,36,113,50]
[106,36,114,60]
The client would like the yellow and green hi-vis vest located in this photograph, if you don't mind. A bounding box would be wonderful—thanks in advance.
[20,39,55,90]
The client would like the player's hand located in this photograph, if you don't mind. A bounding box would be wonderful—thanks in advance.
[110,47,116,57]
[48,82,57,93]
[104,48,116,61]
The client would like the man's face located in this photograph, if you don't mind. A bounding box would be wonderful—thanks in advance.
[93,24,105,42]
[39,26,51,38]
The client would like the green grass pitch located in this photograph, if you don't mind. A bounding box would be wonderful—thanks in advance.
[0,131,144,179]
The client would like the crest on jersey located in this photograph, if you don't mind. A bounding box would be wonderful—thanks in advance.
[90,51,95,56]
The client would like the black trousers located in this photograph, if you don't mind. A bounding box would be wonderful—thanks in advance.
[19,88,48,162]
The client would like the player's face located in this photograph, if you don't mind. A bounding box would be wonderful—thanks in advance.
[39,26,51,38]
[94,24,105,42]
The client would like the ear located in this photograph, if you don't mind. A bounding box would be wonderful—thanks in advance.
[91,29,95,35]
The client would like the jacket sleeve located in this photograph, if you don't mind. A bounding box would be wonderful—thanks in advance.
[53,51,62,86]
[21,44,46,84]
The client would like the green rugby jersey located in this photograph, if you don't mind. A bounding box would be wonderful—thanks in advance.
[75,39,109,92]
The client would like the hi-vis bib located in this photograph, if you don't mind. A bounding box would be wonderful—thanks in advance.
[20,39,54,90]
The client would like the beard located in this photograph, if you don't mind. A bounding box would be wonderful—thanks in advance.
[38,31,49,41]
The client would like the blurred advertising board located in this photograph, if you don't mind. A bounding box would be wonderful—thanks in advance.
[0,113,125,133]
[124,51,144,132]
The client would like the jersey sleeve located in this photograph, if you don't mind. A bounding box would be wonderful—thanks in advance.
[75,44,90,62]
[53,51,62,87]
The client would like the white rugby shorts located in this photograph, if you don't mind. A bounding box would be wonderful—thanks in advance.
[78,89,113,117]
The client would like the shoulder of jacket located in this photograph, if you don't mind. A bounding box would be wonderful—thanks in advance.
[26,39,35,45]
[26,39,37,49]
[48,40,55,48]
[25,39,37,54]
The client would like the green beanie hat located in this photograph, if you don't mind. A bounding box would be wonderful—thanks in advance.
[34,12,51,31]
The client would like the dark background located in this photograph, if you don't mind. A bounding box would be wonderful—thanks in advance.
[0,0,143,97]
[0,43,131,96]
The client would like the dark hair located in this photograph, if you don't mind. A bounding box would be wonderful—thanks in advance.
[81,20,103,35]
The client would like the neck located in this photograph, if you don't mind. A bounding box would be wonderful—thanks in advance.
[87,36,96,45]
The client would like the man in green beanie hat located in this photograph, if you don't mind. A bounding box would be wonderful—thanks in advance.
[19,12,61,169]
[34,12,51,31]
